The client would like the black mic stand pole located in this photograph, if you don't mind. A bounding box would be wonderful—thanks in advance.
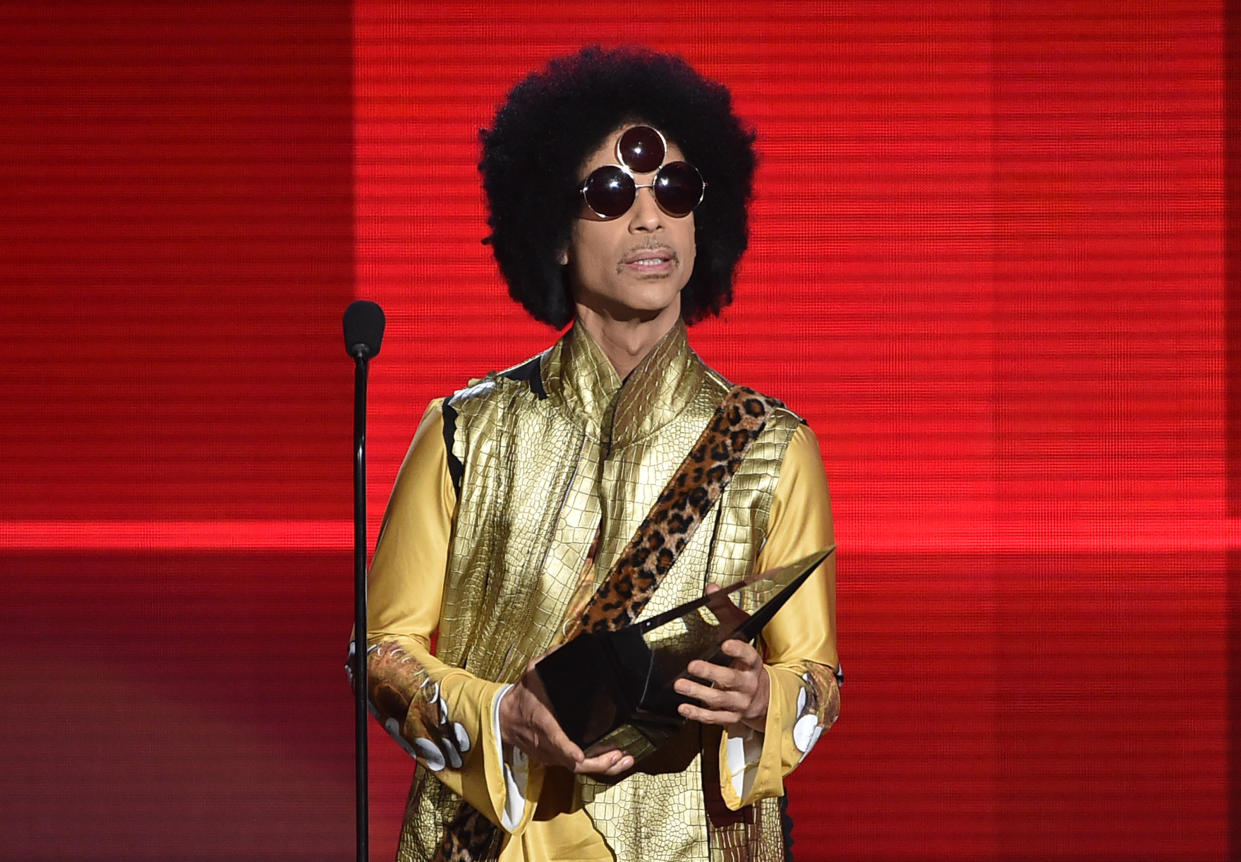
[351,347,370,862]
[344,299,383,862]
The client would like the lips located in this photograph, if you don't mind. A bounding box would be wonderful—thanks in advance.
[621,246,676,271]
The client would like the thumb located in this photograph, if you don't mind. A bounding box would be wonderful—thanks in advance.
[703,581,749,627]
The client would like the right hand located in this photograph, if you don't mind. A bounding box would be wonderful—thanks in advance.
[499,654,634,777]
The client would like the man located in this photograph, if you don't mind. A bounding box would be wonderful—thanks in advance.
[359,46,840,861]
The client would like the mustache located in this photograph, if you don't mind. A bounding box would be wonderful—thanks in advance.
[619,242,678,263]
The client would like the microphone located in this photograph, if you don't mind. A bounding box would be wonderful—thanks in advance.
[343,298,385,861]
[343,300,385,360]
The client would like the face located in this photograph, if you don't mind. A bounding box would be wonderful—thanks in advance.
[563,125,697,323]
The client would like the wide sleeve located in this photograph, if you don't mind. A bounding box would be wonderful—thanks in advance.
[716,422,841,809]
[350,399,542,833]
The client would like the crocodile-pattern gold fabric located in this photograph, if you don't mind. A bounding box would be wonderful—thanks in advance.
[569,385,775,639]
[373,321,834,861]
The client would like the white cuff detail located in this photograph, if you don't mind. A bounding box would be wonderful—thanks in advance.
[724,725,763,800]
[492,684,530,832]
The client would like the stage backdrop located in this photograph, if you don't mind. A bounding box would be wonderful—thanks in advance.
[0,2,1234,861]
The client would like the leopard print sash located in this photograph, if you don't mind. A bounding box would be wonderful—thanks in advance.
[433,385,776,862]
[565,385,775,638]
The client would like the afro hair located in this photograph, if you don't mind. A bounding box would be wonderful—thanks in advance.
[479,46,757,328]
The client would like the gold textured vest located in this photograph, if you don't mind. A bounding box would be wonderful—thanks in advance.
[400,322,801,862]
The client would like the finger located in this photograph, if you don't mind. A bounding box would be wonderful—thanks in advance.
[677,700,742,726]
[702,583,750,627]
[718,638,762,668]
[685,659,747,691]
[675,676,745,711]
[576,749,635,776]
[600,753,636,776]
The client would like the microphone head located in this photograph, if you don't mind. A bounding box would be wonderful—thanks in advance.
[343,300,385,359]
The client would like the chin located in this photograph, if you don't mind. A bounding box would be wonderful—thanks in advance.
[617,293,682,319]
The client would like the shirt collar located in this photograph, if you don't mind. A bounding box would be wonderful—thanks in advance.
[542,319,705,448]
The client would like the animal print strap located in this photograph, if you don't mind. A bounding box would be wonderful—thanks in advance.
[433,804,499,862]
[566,385,776,638]
[433,385,776,862]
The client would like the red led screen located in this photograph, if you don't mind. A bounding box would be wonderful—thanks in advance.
[0,2,1234,860]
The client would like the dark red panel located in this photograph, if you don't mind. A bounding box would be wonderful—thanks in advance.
[0,551,357,860]
[0,3,357,861]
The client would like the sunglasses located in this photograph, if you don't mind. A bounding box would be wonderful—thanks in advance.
[578,125,707,220]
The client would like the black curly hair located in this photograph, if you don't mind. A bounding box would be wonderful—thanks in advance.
[479,46,757,328]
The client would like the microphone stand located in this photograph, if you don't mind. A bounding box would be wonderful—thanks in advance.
[343,298,383,862]
[350,347,371,862]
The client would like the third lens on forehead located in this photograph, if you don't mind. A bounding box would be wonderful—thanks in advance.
[617,126,665,173]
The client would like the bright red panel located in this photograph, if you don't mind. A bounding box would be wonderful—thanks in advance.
[0,2,1231,861]
[355,2,1229,861]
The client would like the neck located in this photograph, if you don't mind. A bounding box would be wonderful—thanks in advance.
[573,303,681,381]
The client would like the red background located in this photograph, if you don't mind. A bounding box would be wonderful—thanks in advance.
[1,2,1235,860]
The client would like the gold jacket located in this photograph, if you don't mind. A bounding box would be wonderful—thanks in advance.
[364,322,839,861]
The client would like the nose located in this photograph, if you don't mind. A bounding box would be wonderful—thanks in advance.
[627,183,663,233]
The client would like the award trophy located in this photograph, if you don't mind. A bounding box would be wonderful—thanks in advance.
[535,547,834,762]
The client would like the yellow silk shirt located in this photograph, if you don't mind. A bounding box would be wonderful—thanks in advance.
[363,322,839,862]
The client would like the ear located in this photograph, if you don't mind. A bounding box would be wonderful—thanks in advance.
[557,249,569,266]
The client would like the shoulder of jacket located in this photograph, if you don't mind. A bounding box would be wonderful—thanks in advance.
[445,348,550,411]
[699,364,805,433]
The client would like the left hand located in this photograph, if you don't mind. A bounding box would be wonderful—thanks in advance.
[501,651,635,777]
[673,583,770,733]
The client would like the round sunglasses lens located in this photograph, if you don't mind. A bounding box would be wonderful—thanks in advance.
[653,161,705,216]
[582,166,635,218]
[617,126,665,174]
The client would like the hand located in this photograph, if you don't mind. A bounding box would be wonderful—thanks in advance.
[499,653,634,777]
[673,583,770,733]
